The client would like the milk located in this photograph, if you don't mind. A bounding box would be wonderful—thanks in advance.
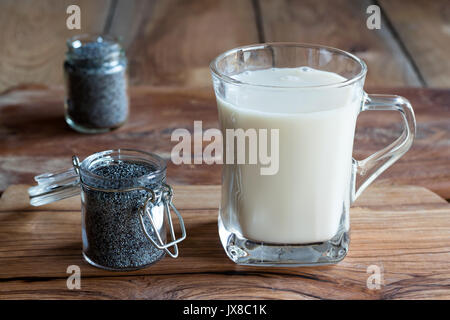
[217,67,362,244]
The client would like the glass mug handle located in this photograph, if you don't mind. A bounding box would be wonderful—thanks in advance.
[351,93,416,203]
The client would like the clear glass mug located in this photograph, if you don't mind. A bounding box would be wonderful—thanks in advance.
[210,43,416,266]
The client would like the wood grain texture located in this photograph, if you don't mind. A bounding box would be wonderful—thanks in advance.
[0,184,449,299]
[0,0,112,93]
[379,0,450,88]
[0,86,221,189]
[257,0,422,87]
[108,0,259,87]
[0,86,448,198]
[1,0,449,92]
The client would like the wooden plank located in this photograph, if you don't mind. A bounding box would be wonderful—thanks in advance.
[0,184,449,299]
[379,0,450,88]
[1,183,446,214]
[0,0,112,93]
[257,0,422,87]
[0,86,448,198]
[107,0,259,87]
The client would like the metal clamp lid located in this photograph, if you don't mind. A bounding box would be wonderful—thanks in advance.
[139,183,187,258]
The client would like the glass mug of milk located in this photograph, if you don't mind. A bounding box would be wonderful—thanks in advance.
[210,43,415,266]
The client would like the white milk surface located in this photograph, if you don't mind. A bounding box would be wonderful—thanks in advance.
[217,67,362,243]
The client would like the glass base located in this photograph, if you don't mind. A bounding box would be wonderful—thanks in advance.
[218,215,349,267]
[65,112,125,134]
[82,251,165,271]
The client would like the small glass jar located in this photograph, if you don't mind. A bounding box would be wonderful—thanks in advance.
[28,149,186,271]
[64,34,129,133]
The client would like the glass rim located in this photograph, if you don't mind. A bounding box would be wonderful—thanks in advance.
[66,33,122,50]
[65,33,125,65]
[209,42,368,89]
[79,149,167,183]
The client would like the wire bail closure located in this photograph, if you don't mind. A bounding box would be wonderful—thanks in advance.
[72,155,81,175]
[139,183,186,258]
[72,155,186,259]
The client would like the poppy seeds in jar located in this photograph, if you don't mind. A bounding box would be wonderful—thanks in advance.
[64,34,129,133]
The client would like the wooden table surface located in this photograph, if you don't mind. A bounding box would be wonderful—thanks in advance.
[1,86,449,199]
[0,183,449,300]
[0,0,449,300]
[0,86,449,300]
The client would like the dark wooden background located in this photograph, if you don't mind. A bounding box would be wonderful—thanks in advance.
[0,0,449,93]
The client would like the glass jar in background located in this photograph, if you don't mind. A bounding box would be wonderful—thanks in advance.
[64,34,129,133]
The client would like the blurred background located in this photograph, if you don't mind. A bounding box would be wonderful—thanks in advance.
[0,0,448,93]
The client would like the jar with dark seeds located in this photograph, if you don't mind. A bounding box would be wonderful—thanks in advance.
[81,161,165,270]
[64,34,129,133]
